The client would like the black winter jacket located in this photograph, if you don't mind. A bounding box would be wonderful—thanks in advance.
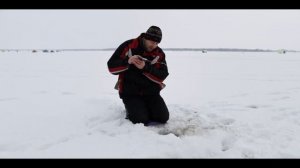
[107,35,169,98]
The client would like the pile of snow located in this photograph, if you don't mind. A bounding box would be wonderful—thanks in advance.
[1,51,300,158]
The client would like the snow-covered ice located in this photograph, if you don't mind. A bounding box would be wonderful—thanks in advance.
[1,50,300,158]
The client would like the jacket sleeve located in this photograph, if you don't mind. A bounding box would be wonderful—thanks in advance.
[107,41,130,75]
[142,52,169,88]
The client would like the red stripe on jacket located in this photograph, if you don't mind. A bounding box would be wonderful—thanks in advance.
[143,72,164,83]
[120,39,139,59]
[109,66,128,74]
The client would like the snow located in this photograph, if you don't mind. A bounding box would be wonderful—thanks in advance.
[1,51,300,158]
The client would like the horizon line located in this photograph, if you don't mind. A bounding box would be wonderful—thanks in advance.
[0,47,298,52]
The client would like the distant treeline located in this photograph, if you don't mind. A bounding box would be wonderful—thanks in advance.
[163,48,274,52]
[101,48,299,53]
[1,48,299,53]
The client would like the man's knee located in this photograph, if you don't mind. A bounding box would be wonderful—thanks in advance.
[128,113,149,124]
[157,111,169,123]
[148,95,170,123]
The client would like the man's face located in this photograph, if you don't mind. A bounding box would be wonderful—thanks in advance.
[144,38,159,52]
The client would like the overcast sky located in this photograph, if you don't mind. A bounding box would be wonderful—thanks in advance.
[0,10,300,50]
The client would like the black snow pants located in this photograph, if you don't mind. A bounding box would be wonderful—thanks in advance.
[122,94,169,125]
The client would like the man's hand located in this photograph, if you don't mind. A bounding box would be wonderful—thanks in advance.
[128,55,145,69]
[133,59,145,69]
[128,55,139,64]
